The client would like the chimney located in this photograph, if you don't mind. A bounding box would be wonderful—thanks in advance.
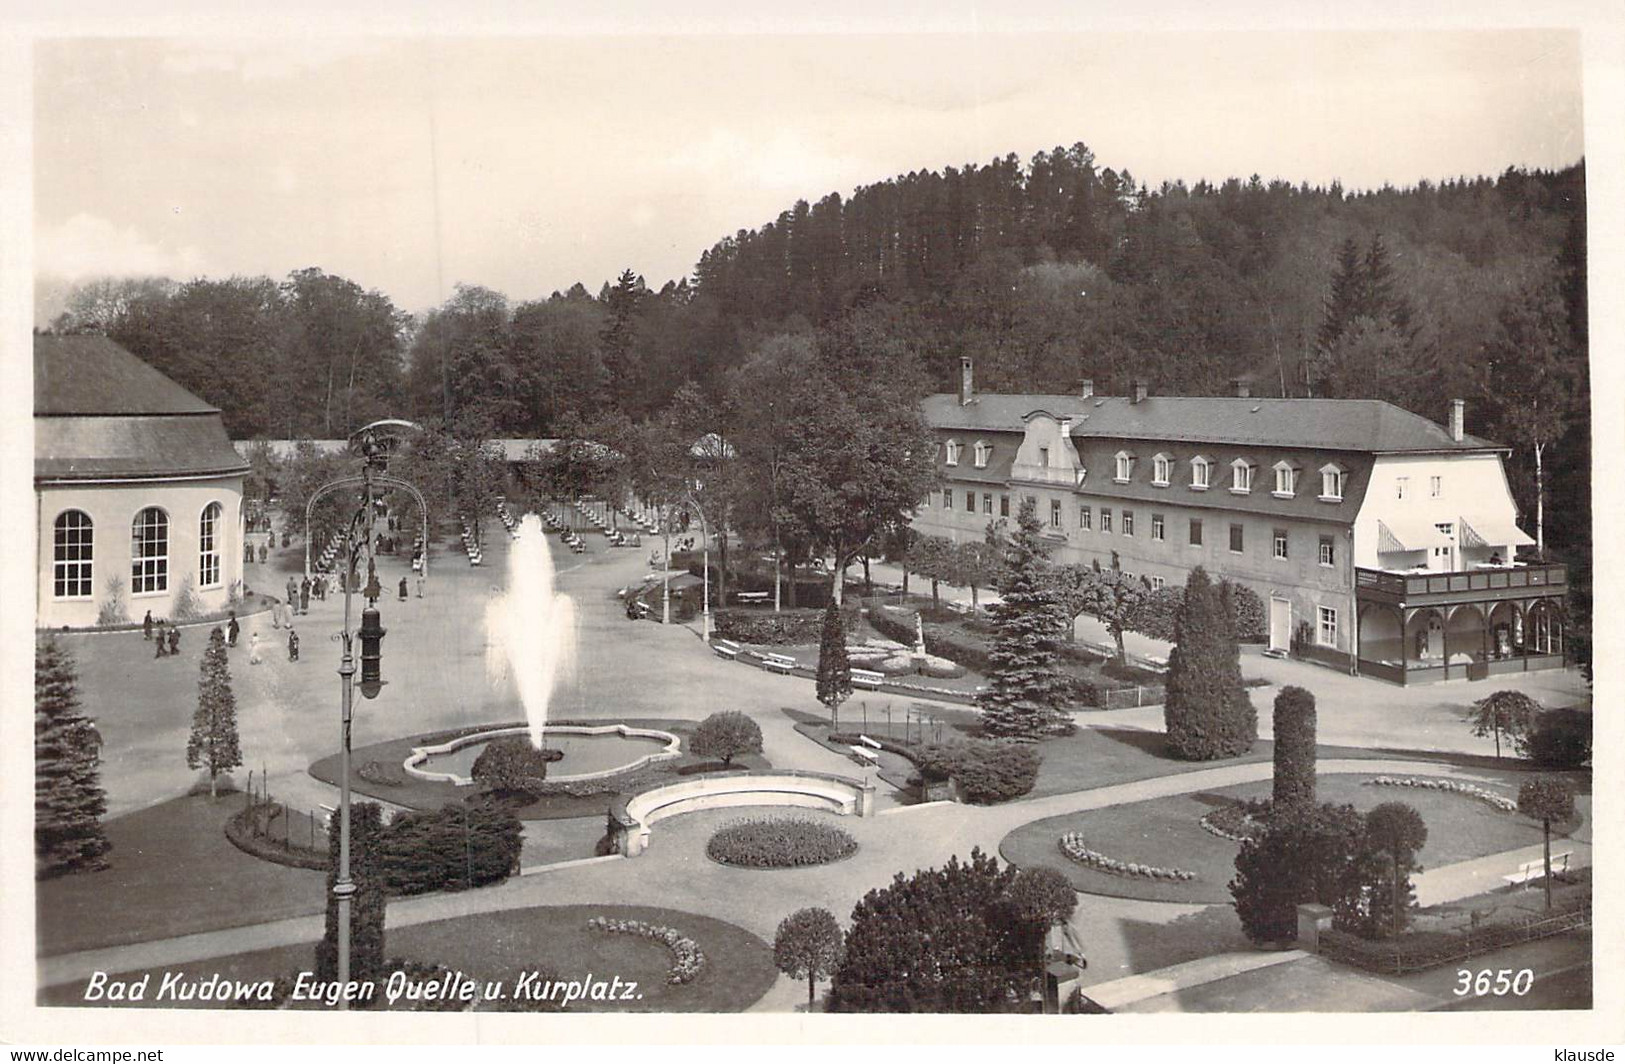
[1078,378,1095,400]
[1232,377,1251,399]
[960,357,975,406]
[1449,399,1465,442]
[1132,378,1149,405]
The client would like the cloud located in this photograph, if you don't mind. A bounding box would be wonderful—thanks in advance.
[35,213,206,282]
[667,128,855,194]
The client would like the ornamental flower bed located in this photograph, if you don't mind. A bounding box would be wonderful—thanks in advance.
[1058,832,1197,881]
[1199,801,1268,842]
[706,816,859,868]
[586,916,706,985]
[1363,776,1518,813]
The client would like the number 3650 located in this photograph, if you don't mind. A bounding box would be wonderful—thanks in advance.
[1454,968,1534,996]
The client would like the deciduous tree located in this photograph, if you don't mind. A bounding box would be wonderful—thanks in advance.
[774,907,846,1009]
[1516,777,1576,910]
[690,711,763,767]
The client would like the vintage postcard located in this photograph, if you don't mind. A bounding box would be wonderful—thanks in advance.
[2,1,1620,1050]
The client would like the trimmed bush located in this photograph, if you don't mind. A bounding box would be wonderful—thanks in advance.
[914,739,1041,804]
[1271,686,1318,814]
[316,802,387,984]
[713,609,825,645]
[707,816,858,868]
[1163,568,1257,760]
[690,710,763,767]
[471,737,558,798]
[1230,802,1365,944]
[1522,707,1592,768]
[378,802,524,895]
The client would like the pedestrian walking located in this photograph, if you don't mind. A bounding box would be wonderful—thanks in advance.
[143,610,154,640]
[167,625,180,656]
[300,577,311,614]
[287,627,300,662]
[258,543,267,564]
[227,612,240,647]
[286,576,298,603]
[155,630,167,658]
[399,576,408,602]
[249,631,262,665]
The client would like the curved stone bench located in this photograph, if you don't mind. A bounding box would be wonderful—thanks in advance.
[609,770,876,857]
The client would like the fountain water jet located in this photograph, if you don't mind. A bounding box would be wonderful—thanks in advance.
[485,512,578,748]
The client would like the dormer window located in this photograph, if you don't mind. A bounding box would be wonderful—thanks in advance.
[1113,450,1134,483]
[1152,453,1172,486]
[1272,461,1298,497]
[1190,456,1212,490]
[1230,459,1255,494]
[945,440,961,467]
[1319,463,1347,502]
[972,441,991,469]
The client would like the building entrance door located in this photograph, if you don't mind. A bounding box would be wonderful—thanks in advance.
[1269,596,1291,653]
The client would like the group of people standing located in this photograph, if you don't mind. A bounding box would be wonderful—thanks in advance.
[143,611,182,658]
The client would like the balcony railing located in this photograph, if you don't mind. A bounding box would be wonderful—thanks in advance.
[1356,561,1567,604]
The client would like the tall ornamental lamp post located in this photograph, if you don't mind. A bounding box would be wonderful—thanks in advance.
[313,422,428,1009]
[685,489,713,642]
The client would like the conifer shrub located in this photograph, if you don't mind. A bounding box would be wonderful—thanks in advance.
[1271,686,1318,814]
[35,636,111,877]
[1229,802,1365,944]
[913,739,1041,804]
[1163,568,1257,760]
[316,801,387,984]
[377,802,524,895]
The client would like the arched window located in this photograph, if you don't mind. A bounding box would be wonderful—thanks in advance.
[1273,461,1298,497]
[944,439,961,466]
[1319,463,1347,502]
[1230,458,1255,493]
[973,440,991,468]
[53,510,94,599]
[199,502,223,588]
[1113,450,1135,482]
[1152,453,1172,486]
[131,507,169,594]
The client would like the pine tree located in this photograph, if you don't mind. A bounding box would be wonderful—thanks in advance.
[816,599,852,727]
[186,626,243,800]
[35,636,111,878]
[315,801,388,983]
[978,498,1073,739]
[1163,567,1257,759]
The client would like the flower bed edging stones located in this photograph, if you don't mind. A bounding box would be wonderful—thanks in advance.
[1363,776,1518,813]
[586,916,706,985]
[1058,832,1197,881]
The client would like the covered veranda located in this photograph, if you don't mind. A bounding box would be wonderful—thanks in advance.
[1354,562,1568,684]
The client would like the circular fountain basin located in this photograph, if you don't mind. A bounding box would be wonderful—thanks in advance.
[404,724,682,786]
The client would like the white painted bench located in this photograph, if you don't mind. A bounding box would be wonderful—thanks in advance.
[713,639,741,660]
[735,591,770,605]
[1504,851,1571,888]
[859,735,883,750]
[761,653,797,674]
[850,668,885,690]
[849,745,880,764]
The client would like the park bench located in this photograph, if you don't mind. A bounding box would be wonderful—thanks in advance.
[712,639,742,660]
[1503,851,1571,889]
[760,652,797,674]
[859,735,883,750]
[849,745,880,765]
[735,591,770,606]
[850,668,885,690]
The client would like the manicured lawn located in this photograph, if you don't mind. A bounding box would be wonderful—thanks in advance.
[1000,771,1577,905]
[309,718,770,819]
[37,792,324,957]
[39,905,778,1013]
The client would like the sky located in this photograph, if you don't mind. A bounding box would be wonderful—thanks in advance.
[32,30,1585,318]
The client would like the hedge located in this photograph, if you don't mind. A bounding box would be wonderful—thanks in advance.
[706,816,858,868]
[713,608,826,645]
[913,739,1041,803]
[378,802,525,895]
[1318,890,1591,974]
[1128,581,1267,644]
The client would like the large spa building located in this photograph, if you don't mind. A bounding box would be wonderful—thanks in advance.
[912,359,1568,685]
[34,335,249,630]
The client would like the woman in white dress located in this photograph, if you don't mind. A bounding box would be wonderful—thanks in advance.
[249,630,263,665]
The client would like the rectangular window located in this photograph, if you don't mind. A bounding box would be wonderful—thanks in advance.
[1115,454,1133,482]
[1274,466,1296,496]
[944,490,953,510]
[1122,510,1135,536]
[1151,513,1165,541]
[1430,475,1442,498]
[1317,606,1338,647]
[1189,518,1203,546]
[1192,460,1211,490]
[1050,499,1062,528]
[1273,529,1288,560]
[1318,535,1336,567]
[1039,446,1050,466]
[1396,476,1408,500]
[983,493,994,515]
[1232,463,1254,493]
[1078,506,1092,531]
[1229,523,1244,553]
[1148,575,1166,590]
[1000,494,1010,517]
[1101,508,1113,534]
[965,491,976,513]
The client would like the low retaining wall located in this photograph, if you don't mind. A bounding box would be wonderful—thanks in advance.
[608,770,876,857]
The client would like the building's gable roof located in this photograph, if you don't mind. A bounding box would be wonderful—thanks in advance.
[922,393,1501,454]
[34,335,219,416]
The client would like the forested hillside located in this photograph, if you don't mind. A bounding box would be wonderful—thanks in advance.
[45,144,1588,574]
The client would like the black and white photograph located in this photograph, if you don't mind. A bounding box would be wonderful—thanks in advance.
[1,1,1619,1051]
